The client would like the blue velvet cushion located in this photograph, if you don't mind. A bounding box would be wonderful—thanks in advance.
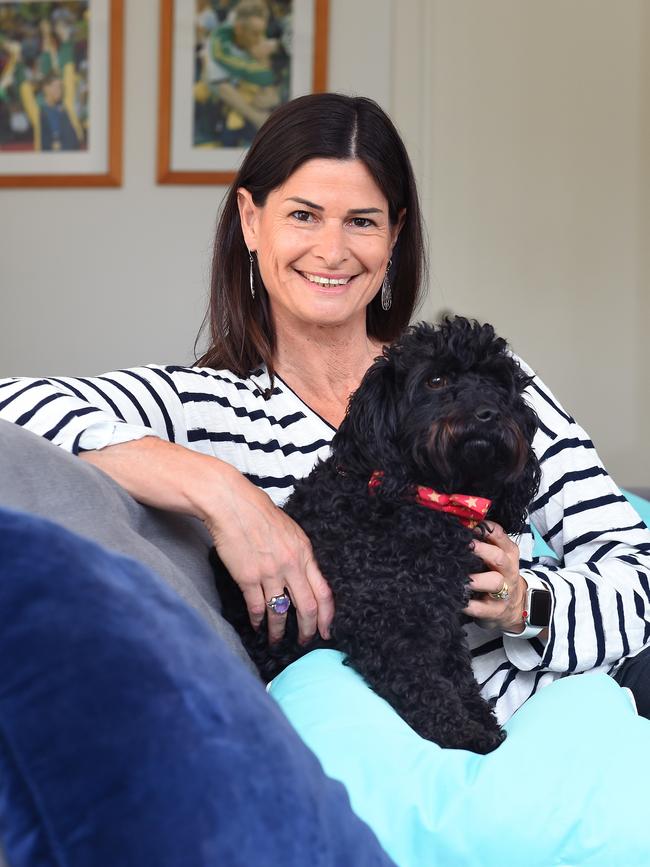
[270,649,650,867]
[0,508,394,867]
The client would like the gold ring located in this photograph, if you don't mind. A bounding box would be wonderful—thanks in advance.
[489,581,510,601]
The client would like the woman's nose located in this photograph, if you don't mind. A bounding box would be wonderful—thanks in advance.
[316,220,349,266]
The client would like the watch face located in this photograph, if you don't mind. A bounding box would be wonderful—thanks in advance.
[528,589,552,627]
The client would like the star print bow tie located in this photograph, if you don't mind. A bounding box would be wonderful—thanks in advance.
[368,471,492,529]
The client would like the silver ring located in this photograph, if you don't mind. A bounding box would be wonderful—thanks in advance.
[489,581,510,601]
[266,592,291,615]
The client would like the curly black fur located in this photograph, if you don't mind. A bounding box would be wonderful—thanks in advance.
[214,317,541,754]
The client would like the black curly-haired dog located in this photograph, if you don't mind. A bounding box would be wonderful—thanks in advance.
[214,317,541,754]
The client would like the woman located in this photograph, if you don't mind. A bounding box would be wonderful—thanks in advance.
[1,93,649,722]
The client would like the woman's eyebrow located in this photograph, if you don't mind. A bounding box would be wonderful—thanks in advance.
[285,196,384,216]
[286,196,324,211]
[348,207,384,215]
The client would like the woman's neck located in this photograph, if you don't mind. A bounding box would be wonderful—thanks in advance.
[273,320,383,428]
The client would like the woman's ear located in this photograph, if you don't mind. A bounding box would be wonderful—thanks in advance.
[391,208,406,252]
[237,187,260,251]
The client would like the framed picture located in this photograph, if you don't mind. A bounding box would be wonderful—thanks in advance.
[0,0,123,188]
[157,0,328,185]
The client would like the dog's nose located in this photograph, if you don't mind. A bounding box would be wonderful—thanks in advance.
[475,406,499,423]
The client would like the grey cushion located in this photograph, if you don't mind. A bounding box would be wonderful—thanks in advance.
[0,420,254,673]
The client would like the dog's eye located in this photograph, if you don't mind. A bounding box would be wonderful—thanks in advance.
[426,376,447,390]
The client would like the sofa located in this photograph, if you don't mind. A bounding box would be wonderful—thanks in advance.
[2,418,650,867]
[0,420,397,867]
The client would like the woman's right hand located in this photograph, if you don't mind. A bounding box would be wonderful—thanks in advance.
[80,437,333,646]
[202,461,334,646]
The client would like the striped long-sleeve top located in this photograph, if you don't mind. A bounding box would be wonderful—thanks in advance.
[1,361,649,723]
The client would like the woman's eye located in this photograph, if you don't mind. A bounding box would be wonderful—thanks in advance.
[349,217,374,229]
[291,210,313,222]
[426,376,447,389]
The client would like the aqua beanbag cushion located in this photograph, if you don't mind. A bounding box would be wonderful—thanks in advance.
[270,649,650,867]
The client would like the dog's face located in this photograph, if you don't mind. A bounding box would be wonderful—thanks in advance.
[332,317,541,533]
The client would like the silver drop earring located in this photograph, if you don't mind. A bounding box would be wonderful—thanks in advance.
[249,251,255,299]
[381,258,393,311]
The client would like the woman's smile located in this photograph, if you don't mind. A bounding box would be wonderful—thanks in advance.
[296,269,359,289]
[300,271,352,285]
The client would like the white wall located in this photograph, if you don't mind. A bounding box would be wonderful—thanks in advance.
[391,0,649,488]
[1,0,648,487]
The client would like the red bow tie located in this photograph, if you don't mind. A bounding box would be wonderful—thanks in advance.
[368,471,491,529]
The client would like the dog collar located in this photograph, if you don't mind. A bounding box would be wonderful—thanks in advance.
[368,471,491,529]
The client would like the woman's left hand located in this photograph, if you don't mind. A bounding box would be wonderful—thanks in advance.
[463,522,527,634]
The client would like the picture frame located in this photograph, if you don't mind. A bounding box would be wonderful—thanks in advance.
[0,0,123,188]
[157,0,328,185]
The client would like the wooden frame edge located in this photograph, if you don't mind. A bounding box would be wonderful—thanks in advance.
[156,0,329,186]
[0,0,124,189]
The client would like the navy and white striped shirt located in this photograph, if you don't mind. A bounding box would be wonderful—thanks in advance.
[1,361,649,722]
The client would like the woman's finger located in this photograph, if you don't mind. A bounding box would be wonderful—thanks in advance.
[306,556,334,641]
[475,522,517,554]
[467,567,512,597]
[284,554,333,645]
[463,592,507,625]
[472,538,518,579]
[240,584,268,632]
[264,587,291,644]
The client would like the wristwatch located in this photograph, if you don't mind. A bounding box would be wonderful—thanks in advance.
[504,587,552,639]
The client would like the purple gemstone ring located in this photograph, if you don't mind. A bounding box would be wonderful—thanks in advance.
[266,592,291,615]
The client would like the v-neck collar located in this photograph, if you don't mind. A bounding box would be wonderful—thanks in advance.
[272,371,338,433]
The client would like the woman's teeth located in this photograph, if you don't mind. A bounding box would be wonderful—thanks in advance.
[301,272,351,286]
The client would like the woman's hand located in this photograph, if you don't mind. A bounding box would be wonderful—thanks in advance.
[463,522,527,634]
[80,437,334,647]
[203,462,334,646]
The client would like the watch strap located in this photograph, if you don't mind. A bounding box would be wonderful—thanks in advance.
[503,623,545,639]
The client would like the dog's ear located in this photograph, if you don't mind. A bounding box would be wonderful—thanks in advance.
[489,444,542,535]
[330,352,403,476]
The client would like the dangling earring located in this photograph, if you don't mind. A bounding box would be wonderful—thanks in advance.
[249,251,255,299]
[381,258,392,311]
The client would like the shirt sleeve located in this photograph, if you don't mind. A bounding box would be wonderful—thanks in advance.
[502,358,650,674]
[0,366,189,454]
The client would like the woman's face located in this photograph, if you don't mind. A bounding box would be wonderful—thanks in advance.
[237,158,404,333]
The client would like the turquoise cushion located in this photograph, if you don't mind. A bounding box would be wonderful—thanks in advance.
[270,649,650,867]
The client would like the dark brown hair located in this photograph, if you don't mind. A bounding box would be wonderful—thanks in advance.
[196,92,427,378]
